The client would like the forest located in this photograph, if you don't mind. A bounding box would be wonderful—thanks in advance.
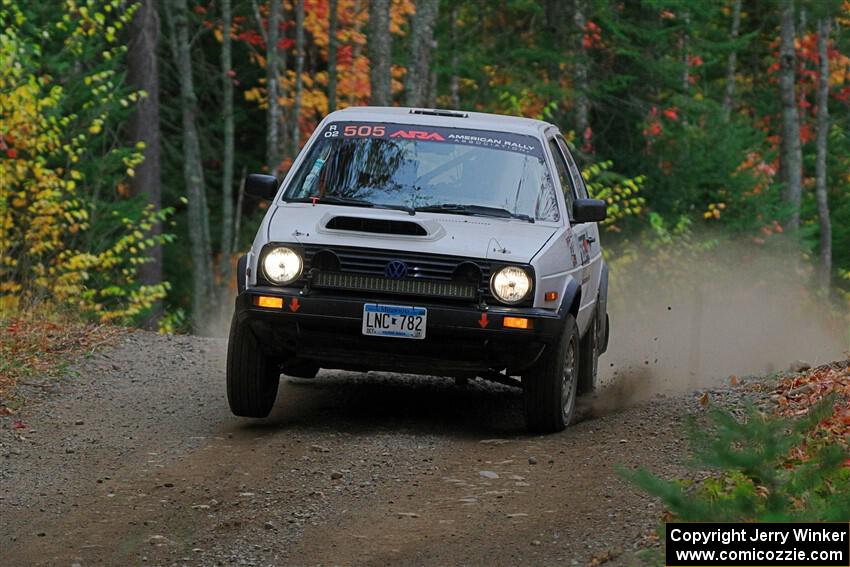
[1,0,849,333]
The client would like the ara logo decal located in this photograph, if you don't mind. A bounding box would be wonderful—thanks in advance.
[389,130,446,141]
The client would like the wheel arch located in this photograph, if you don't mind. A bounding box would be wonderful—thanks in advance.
[559,277,581,320]
[237,254,248,294]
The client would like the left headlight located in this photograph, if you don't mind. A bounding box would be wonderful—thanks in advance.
[262,246,303,285]
[490,266,533,305]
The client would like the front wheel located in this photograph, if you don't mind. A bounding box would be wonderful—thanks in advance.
[226,314,280,417]
[522,314,580,433]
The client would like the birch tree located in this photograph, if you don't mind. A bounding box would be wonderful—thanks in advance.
[292,0,305,153]
[573,0,589,141]
[165,0,214,330]
[220,0,235,291]
[368,0,392,106]
[722,0,742,120]
[779,0,803,232]
[405,0,438,107]
[448,4,460,109]
[327,0,338,113]
[815,17,832,290]
[265,0,281,172]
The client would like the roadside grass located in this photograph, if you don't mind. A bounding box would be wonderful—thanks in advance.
[0,308,124,414]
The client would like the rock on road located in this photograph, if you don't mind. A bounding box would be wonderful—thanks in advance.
[1,331,696,566]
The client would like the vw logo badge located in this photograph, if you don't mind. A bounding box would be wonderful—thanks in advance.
[385,260,408,279]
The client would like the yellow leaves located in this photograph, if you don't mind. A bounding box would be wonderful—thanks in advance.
[704,202,726,220]
[829,51,850,88]
[1,4,168,324]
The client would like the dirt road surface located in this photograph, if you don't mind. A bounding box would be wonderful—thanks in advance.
[2,331,718,566]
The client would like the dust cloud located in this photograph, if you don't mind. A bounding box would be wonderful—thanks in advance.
[594,238,849,411]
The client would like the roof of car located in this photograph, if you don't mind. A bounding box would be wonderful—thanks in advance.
[324,106,556,137]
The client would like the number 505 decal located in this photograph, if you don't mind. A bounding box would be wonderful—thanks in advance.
[343,125,386,137]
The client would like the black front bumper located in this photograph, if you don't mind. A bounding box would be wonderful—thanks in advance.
[234,287,565,377]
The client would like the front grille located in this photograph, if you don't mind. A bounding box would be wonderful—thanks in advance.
[302,245,491,283]
[300,244,491,303]
[313,271,477,300]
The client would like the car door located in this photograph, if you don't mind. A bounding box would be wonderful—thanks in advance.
[546,136,589,330]
[556,136,602,326]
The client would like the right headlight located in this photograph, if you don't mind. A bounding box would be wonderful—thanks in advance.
[262,246,303,285]
[490,266,532,305]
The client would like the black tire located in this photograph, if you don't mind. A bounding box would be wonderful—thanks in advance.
[523,314,580,433]
[578,312,600,395]
[282,360,320,379]
[226,314,280,417]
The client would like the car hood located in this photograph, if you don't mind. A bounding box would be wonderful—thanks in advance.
[266,203,558,263]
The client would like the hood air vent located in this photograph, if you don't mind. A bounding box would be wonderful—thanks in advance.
[325,216,428,236]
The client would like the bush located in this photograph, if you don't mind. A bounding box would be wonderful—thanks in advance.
[0,0,171,322]
[623,397,850,522]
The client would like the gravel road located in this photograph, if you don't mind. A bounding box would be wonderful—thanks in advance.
[1,331,720,566]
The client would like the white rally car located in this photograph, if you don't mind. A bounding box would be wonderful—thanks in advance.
[227,107,610,432]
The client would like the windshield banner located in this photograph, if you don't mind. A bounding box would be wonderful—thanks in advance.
[319,121,544,158]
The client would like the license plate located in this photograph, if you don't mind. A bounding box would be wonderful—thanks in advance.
[362,303,427,339]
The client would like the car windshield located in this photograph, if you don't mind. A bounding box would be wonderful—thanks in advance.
[282,122,560,222]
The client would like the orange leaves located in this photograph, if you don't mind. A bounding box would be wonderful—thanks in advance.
[772,361,850,458]
[642,106,681,148]
[582,21,604,50]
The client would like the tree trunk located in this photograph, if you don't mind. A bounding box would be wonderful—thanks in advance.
[779,0,803,232]
[681,11,690,93]
[266,0,281,172]
[721,0,742,120]
[405,0,438,107]
[815,18,832,291]
[573,0,589,146]
[165,0,214,332]
[233,167,247,253]
[449,4,460,109]
[220,0,235,294]
[327,0,338,112]
[127,0,162,326]
[292,0,305,153]
[349,0,363,106]
[368,0,392,106]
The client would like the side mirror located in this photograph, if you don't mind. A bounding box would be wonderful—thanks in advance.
[245,173,279,200]
[572,198,607,224]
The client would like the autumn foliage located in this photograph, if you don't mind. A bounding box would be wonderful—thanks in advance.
[774,361,850,459]
[0,1,171,321]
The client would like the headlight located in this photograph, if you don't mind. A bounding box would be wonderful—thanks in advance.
[262,246,303,285]
[490,266,532,304]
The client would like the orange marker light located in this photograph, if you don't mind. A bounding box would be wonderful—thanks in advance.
[255,295,284,309]
[503,316,532,330]
[544,291,559,301]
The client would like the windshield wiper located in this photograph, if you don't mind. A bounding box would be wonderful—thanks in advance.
[415,203,534,223]
[286,195,374,207]
[286,196,415,215]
